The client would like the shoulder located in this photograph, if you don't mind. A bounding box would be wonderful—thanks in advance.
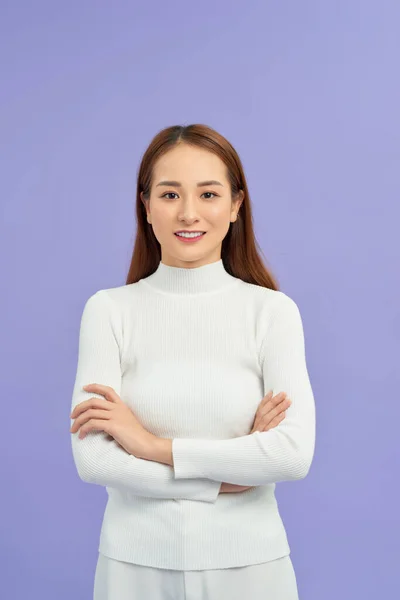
[80,283,142,327]
[238,280,299,316]
[239,281,304,343]
[79,284,143,343]
[84,282,141,309]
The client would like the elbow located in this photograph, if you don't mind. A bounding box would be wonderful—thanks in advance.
[290,447,314,480]
[253,429,314,482]
[290,457,311,480]
[71,436,98,484]
[75,461,96,484]
[286,428,315,480]
[73,456,96,484]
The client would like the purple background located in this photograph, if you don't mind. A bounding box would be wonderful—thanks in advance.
[1,1,399,598]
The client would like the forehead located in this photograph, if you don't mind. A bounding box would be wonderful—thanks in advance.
[153,144,228,183]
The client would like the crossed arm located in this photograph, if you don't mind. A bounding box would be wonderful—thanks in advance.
[70,290,315,503]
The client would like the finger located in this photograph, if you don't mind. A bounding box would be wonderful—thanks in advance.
[70,397,112,418]
[257,391,286,414]
[252,391,274,422]
[255,395,291,425]
[79,418,112,439]
[253,398,290,431]
[82,384,120,403]
[269,398,291,419]
[262,400,289,426]
[262,390,274,403]
[70,408,112,432]
[257,390,274,409]
[70,397,114,419]
[257,411,286,433]
[270,392,288,406]
[263,412,286,432]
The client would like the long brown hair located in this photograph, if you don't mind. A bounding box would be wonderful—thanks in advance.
[126,123,279,290]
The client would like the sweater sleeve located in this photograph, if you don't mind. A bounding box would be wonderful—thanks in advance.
[172,292,316,485]
[70,290,221,503]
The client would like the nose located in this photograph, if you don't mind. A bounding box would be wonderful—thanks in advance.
[178,200,201,223]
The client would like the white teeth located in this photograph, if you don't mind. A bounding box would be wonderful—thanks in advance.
[176,232,204,238]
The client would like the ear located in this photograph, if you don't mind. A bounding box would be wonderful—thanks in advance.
[231,190,244,221]
[141,192,151,223]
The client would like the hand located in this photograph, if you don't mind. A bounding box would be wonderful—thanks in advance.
[250,390,291,434]
[70,383,157,458]
[220,482,254,493]
[220,391,291,494]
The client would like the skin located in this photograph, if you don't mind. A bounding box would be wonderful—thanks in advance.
[70,143,290,491]
[141,142,244,268]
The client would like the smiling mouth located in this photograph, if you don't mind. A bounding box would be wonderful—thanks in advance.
[174,232,207,241]
[174,232,206,236]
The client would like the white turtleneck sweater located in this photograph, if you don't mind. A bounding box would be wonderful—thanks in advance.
[70,259,316,571]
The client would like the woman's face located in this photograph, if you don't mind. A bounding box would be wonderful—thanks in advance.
[141,143,243,268]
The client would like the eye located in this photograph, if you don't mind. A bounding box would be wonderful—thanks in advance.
[161,191,218,200]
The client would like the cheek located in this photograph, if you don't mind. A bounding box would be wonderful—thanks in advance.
[206,205,232,224]
[150,209,175,236]
[211,211,233,234]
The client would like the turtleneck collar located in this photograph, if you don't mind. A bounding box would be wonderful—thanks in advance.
[140,258,240,296]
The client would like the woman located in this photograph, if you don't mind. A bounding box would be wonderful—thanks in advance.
[70,123,316,600]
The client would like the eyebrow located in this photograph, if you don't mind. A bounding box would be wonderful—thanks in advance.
[156,180,224,188]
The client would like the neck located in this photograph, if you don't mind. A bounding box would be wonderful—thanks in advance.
[140,258,239,295]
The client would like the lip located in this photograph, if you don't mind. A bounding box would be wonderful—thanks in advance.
[174,231,206,244]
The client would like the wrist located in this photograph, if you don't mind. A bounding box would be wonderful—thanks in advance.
[143,436,174,466]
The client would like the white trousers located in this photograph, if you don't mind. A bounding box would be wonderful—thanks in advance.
[93,552,300,600]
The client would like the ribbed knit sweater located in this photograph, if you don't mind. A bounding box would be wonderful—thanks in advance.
[70,258,316,570]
